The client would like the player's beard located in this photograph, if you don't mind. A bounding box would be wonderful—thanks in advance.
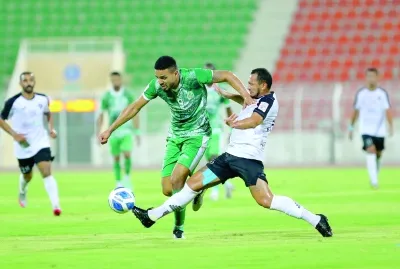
[23,86,34,94]
[113,86,121,91]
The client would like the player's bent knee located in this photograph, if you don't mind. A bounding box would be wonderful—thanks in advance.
[366,146,377,154]
[257,197,272,209]
[162,188,172,197]
[161,177,173,197]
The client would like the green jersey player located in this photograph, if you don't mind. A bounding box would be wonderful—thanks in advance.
[99,56,253,239]
[203,63,234,201]
[97,72,140,190]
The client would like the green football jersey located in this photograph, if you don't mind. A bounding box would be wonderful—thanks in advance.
[101,88,134,137]
[206,84,230,133]
[143,68,213,138]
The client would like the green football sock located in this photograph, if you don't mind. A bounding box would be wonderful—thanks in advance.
[173,189,185,231]
[124,157,131,175]
[113,162,121,182]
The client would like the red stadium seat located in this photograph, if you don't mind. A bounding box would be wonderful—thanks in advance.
[274,0,399,84]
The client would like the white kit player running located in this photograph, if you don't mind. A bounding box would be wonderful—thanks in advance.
[349,67,394,189]
[132,68,333,237]
[0,72,62,216]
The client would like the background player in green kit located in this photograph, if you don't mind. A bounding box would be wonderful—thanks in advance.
[99,56,253,239]
[204,62,235,201]
[97,72,140,190]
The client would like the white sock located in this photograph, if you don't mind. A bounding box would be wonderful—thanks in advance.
[43,175,60,209]
[376,157,381,173]
[148,184,199,221]
[270,195,321,227]
[366,154,378,186]
[224,181,233,190]
[123,175,133,191]
[19,174,29,194]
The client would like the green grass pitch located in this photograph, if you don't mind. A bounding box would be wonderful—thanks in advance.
[0,168,399,269]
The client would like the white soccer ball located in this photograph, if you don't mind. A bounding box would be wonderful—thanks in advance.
[108,187,135,214]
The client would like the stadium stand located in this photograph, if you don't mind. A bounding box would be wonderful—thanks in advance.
[274,0,400,82]
[0,0,258,93]
[273,0,399,131]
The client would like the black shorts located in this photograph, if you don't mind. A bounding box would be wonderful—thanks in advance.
[17,148,53,174]
[206,152,267,187]
[361,135,385,151]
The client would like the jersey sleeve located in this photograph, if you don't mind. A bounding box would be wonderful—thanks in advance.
[43,95,50,113]
[253,95,275,119]
[194,68,213,85]
[142,79,158,101]
[100,93,109,112]
[0,98,14,120]
[382,91,390,109]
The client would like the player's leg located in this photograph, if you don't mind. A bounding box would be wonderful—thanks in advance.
[161,137,180,197]
[132,153,235,228]
[109,136,123,187]
[34,148,61,215]
[229,156,332,237]
[161,137,183,237]
[133,166,224,228]
[178,136,209,224]
[121,135,134,190]
[375,137,385,173]
[17,158,35,207]
[362,135,379,188]
[248,178,332,237]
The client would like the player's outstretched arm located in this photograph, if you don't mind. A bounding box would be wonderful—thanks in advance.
[108,96,148,133]
[225,113,263,130]
[212,71,254,106]
[215,84,244,105]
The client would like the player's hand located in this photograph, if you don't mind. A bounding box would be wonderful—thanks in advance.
[348,131,353,140]
[243,96,256,107]
[99,129,112,145]
[13,133,29,146]
[224,113,238,128]
[214,84,228,97]
[49,129,57,139]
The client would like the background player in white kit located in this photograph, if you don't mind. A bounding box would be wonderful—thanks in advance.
[349,67,394,189]
[203,62,234,201]
[132,68,333,237]
[0,72,62,216]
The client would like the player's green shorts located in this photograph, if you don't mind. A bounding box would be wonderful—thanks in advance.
[162,136,209,178]
[205,133,222,160]
[109,135,133,156]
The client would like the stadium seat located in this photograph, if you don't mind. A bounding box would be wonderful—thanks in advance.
[274,0,400,83]
[0,0,257,94]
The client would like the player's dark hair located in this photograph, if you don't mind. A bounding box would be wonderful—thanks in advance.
[20,71,33,81]
[110,71,121,77]
[366,67,379,75]
[251,68,272,89]
[204,62,216,70]
[154,56,177,71]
